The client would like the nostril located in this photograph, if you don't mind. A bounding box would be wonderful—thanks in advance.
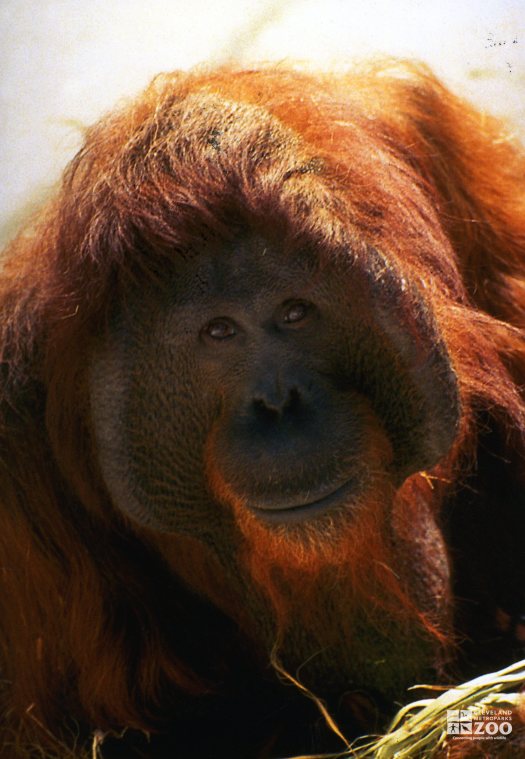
[287,386,301,411]
[253,386,301,419]
[253,397,279,422]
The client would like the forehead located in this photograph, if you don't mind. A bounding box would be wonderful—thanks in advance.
[174,234,321,303]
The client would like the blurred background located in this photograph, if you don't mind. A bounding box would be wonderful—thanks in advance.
[0,0,523,247]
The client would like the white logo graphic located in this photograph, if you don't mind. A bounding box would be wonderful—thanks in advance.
[446,708,513,741]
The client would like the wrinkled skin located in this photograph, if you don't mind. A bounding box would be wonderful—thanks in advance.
[89,233,458,707]
[91,234,459,529]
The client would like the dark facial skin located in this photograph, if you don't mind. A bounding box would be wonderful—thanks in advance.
[89,233,458,536]
[92,237,355,530]
[190,241,372,525]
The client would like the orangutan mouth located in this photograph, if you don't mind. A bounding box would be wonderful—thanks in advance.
[248,478,358,524]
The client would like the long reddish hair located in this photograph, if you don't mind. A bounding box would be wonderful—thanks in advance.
[1,60,524,751]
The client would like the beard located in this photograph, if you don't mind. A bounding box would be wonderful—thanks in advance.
[157,466,452,703]
[231,470,452,698]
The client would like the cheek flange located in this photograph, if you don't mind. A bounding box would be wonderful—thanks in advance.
[344,247,460,479]
[89,324,215,534]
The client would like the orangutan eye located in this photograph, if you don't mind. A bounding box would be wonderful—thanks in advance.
[282,301,311,324]
[202,318,237,341]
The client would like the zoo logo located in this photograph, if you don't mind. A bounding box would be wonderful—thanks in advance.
[446,708,513,740]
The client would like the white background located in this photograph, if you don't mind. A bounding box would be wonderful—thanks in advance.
[0,0,523,246]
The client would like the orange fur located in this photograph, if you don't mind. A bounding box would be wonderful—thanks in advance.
[1,61,524,756]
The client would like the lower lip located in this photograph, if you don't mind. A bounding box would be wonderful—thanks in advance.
[249,479,357,525]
